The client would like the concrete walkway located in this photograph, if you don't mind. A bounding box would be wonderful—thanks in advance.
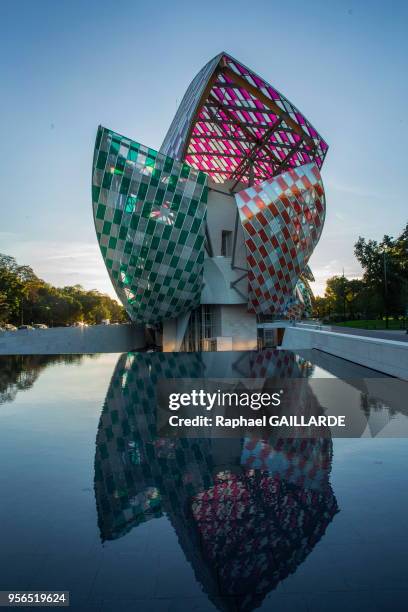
[282,325,408,379]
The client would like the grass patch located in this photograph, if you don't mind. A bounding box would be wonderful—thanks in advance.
[331,319,406,330]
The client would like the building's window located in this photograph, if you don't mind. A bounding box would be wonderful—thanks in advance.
[221,230,233,257]
[201,305,213,339]
[180,305,215,352]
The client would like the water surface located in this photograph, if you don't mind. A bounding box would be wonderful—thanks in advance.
[0,351,407,611]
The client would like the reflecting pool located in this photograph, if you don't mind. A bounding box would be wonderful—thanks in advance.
[0,351,407,611]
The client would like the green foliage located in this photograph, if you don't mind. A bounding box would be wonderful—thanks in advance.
[331,319,405,330]
[0,254,128,326]
[313,222,408,323]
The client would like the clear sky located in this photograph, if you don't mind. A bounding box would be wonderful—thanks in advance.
[1,0,407,297]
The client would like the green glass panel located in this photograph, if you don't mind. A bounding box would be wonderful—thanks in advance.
[194,235,204,249]
[174,212,185,229]
[102,173,112,189]
[102,221,112,235]
[146,219,155,236]
[172,193,181,207]
[201,186,208,203]
[187,200,198,216]
[154,188,165,205]
[108,237,117,249]
[151,168,161,187]
[164,156,173,173]
[191,218,201,234]
[96,204,106,220]
[92,185,100,203]
[181,164,190,178]
[113,209,123,225]
[97,150,108,170]
[138,182,148,199]
[141,202,152,219]
[120,177,130,195]
[119,226,127,240]
[128,144,139,161]
[167,175,178,192]
[116,157,125,172]
[125,196,136,213]
[95,128,102,151]
[162,225,172,240]
[110,139,120,155]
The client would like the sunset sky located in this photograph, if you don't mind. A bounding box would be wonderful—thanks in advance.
[1,0,407,297]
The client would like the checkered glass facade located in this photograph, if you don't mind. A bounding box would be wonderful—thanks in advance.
[234,163,325,315]
[92,127,208,323]
[161,53,328,185]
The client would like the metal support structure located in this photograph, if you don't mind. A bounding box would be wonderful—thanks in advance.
[230,272,247,288]
[231,210,240,269]
[205,223,214,258]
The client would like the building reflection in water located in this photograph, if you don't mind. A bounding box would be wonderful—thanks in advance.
[94,351,338,610]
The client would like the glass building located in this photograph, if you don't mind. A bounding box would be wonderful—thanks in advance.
[92,52,328,351]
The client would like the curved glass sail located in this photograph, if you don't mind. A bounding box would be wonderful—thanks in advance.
[234,163,325,315]
[92,126,208,323]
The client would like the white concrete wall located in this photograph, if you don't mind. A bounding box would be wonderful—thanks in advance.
[162,315,191,352]
[282,327,408,380]
[206,186,247,269]
[0,324,145,355]
[201,257,247,304]
[201,185,249,307]
[218,304,258,351]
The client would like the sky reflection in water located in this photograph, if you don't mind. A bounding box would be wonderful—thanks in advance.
[0,350,407,611]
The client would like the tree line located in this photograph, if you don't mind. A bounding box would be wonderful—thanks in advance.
[313,222,408,325]
[0,253,128,327]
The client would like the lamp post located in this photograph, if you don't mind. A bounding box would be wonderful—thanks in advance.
[383,250,388,329]
[342,268,346,322]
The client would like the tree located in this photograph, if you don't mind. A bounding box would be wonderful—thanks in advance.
[313,276,367,321]
[355,223,408,324]
[313,295,329,320]
[0,265,26,324]
[0,253,129,327]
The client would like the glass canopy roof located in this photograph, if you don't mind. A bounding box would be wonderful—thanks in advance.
[161,53,328,187]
